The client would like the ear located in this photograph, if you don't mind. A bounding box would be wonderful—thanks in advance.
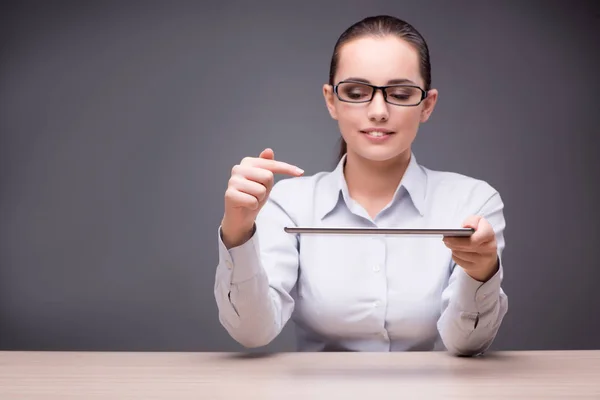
[420,88,438,123]
[322,84,338,120]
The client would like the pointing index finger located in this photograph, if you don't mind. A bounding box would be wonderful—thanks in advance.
[252,158,304,176]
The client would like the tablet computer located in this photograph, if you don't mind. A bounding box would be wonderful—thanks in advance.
[284,227,474,237]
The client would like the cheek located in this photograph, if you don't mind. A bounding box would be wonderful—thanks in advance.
[335,104,363,132]
[392,107,422,130]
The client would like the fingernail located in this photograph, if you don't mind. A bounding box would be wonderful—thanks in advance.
[296,168,304,174]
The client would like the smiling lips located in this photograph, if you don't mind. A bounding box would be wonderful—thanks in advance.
[360,128,395,138]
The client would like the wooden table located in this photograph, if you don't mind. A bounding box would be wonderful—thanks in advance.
[1,350,599,399]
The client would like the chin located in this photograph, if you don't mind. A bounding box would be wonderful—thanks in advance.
[354,148,407,163]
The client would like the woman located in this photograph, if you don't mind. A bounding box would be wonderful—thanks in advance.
[214,15,508,355]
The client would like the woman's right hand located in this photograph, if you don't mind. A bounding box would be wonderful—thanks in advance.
[220,148,304,249]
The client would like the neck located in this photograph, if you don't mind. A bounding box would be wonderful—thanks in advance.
[343,149,412,202]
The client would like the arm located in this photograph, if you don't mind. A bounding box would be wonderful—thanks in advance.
[437,190,509,356]
[214,191,299,348]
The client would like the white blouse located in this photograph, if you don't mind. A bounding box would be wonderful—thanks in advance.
[214,153,508,355]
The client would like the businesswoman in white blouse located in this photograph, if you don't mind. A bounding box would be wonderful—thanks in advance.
[214,15,508,356]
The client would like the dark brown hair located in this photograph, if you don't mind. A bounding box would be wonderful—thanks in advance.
[329,15,432,162]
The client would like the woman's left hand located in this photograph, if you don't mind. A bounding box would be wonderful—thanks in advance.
[443,215,499,282]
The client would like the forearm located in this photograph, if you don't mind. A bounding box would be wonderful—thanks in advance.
[214,226,294,348]
[438,263,508,356]
[215,262,281,348]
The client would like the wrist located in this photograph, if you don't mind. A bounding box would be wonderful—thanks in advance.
[467,256,499,282]
[221,218,255,249]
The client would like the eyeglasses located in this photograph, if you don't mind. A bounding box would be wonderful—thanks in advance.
[333,80,428,106]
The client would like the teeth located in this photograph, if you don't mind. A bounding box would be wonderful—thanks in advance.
[367,131,387,137]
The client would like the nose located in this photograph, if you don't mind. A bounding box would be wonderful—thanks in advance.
[367,89,389,122]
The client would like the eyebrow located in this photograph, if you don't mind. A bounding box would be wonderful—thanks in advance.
[343,77,417,85]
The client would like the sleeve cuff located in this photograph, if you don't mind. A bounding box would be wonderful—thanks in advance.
[217,225,263,284]
[453,258,503,313]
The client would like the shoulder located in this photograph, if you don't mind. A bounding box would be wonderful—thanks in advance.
[426,167,498,198]
[423,166,503,214]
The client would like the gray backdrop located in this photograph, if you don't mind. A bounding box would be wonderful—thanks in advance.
[1,0,599,352]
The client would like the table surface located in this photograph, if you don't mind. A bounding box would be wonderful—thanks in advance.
[1,350,599,399]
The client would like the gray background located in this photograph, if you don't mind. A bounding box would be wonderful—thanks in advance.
[1,0,599,352]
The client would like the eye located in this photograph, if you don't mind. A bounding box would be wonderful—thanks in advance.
[338,83,372,101]
[386,86,420,104]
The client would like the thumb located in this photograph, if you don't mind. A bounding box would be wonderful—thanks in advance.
[462,215,482,230]
[259,148,274,160]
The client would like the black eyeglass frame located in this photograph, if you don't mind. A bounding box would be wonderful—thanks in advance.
[333,80,428,106]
